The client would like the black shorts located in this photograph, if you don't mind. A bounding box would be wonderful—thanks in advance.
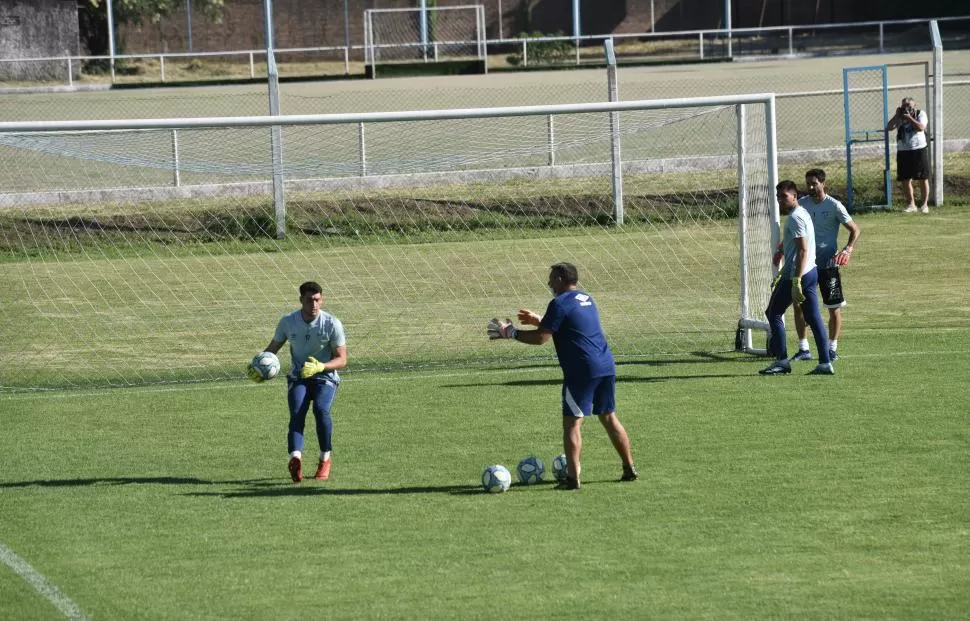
[897,147,930,180]
[818,266,846,309]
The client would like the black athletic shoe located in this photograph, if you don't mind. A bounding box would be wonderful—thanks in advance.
[620,465,639,481]
[759,360,792,375]
[789,349,812,362]
[555,477,580,490]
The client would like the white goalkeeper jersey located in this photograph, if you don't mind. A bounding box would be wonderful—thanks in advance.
[274,310,346,382]
[799,195,852,267]
[781,205,816,279]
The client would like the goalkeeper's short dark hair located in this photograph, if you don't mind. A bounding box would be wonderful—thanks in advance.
[776,180,798,195]
[805,168,826,182]
[299,281,323,297]
[550,262,579,286]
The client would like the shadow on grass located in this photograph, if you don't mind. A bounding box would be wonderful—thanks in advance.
[442,372,746,388]
[2,477,623,497]
[193,479,630,498]
[185,483,487,499]
[0,476,277,488]
[443,352,760,387]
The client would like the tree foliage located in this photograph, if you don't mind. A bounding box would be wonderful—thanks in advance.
[84,0,224,26]
[79,1,225,66]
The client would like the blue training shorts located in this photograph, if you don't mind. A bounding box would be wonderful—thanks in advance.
[562,375,616,417]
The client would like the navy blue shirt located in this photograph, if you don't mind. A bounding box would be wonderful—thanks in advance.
[539,289,616,380]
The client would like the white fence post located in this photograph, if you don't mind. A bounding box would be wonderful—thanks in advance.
[358,122,367,177]
[171,129,181,187]
[931,20,943,206]
[547,115,555,166]
[605,38,623,226]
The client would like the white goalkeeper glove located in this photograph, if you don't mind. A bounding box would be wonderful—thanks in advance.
[487,317,517,340]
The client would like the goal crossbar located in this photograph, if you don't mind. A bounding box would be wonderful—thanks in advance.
[0,94,778,133]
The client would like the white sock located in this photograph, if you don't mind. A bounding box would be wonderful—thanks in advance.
[799,338,810,351]
[320,451,332,462]
[829,340,838,351]
[290,450,302,459]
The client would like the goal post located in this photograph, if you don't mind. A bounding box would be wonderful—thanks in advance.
[0,94,777,390]
[364,5,487,78]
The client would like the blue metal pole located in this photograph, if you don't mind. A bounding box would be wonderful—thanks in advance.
[263,0,275,52]
[186,0,194,52]
[106,0,116,76]
[420,0,429,57]
[572,0,581,46]
[344,0,350,50]
[842,68,854,209]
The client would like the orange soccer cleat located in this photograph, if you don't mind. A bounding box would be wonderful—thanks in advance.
[287,455,303,483]
[314,458,331,481]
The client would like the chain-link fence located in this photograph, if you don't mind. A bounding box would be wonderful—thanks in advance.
[2,48,969,208]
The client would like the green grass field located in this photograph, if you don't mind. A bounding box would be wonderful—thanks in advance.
[3,49,970,618]
[2,207,969,620]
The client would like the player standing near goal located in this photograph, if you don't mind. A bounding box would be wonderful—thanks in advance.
[760,181,833,376]
[248,281,347,483]
[487,262,637,490]
[788,169,861,363]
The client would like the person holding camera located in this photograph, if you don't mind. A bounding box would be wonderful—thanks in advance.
[886,96,930,213]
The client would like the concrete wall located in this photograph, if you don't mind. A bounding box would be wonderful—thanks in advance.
[0,0,79,81]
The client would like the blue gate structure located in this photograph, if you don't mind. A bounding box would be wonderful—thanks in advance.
[843,65,891,209]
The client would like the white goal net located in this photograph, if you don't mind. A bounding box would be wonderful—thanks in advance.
[0,95,777,390]
[364,5,486,67]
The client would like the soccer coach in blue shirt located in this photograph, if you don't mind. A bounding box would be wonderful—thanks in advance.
[488,263,637,490]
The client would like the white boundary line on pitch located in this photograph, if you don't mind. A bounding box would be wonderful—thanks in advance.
[0,543,90,621]
[3,348,970,402]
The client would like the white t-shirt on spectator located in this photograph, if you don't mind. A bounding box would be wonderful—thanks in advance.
[896,109,928,151]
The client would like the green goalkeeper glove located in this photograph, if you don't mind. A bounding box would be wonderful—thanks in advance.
[300,356,328,379]
[791,277,805,304]
[246,363,264,383]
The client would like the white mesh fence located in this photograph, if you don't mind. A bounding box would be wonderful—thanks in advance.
[0,97,775,390]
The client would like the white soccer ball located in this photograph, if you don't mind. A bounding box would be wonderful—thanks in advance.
[516,456,545,484]
[482,464,512,493]
[551,454,569,483]
[251,351,280,381]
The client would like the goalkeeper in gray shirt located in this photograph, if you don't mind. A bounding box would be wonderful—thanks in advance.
[248,281,348,484]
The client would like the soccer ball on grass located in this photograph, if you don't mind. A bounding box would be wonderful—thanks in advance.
[251,351,281,381]
[516,456,545,484]
[551,454,568,483]
[481,464,512,493]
